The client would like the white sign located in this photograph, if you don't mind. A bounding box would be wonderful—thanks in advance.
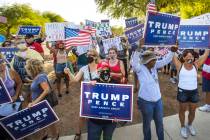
[181,13,210,25]
[102,37,123,54]
[76,45,93,55]
[96,22,112,37]
[45,22,65,41]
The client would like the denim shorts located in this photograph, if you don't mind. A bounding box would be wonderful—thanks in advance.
[177,88,199,103]
[56,63,66,74]
[202,77,210,92]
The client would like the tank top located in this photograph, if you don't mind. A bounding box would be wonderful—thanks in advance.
[178,65,197,90]
[108,60,121,82]
[56,50,67,64]
[4,67,16,97]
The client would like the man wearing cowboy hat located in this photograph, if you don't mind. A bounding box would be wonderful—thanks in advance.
[131,40,177,140]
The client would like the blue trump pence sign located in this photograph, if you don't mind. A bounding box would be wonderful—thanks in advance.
[125,17,138,28]
[0,78,12,105]
[144,11,181,46]
[80,82,133,121]
[125,24,144,45]
[0,100,59,140]
[178,25,210,49]
[17,26,41,36]
[0,47,19,62]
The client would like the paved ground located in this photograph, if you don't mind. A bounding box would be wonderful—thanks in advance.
[58,110,210,140]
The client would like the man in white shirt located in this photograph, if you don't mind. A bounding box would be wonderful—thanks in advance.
[131,41,177,140]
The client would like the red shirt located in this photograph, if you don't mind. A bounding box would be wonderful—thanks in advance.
[202,55,210,80]
[28,42,44,54]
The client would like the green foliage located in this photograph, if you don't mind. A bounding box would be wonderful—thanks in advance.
[0,3,65,38]
[42,11,65,22]
[95,0,210,19]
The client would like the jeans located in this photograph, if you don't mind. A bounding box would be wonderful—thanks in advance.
[138,98,164,140]
[87,120,116,140]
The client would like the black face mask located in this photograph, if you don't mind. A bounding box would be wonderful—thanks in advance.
[100,70,110,82]
[87,56,94,64]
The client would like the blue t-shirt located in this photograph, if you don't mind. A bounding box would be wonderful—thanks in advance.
[31,73,48,101]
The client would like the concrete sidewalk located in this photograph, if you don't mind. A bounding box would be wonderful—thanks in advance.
[58,110,210,140]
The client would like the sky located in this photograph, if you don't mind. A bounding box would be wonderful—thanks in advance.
[0,0,125,26]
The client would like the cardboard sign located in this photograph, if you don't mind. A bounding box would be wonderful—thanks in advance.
[96,22,112,37]
[125,24,144,44]
[45,22,65,41]
[17,26,41,36]
[0,78,12,105]
[102,37,123,54]
[80,82,133,121]
[0,100,59,140]
[178,25,210,49]
[144,11,180,46]
[125,17,138,28]
[0,47,19,62]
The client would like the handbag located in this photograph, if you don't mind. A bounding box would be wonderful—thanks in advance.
[45,78,58,107]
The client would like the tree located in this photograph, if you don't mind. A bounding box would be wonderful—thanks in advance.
[0,3,65,38]
[95,0,210,19]
[42,11,65,22]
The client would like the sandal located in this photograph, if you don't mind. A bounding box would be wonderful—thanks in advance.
[74,133,81,140]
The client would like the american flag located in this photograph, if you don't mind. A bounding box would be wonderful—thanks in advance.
[64,27,91,48]
[146,1,157,13]
[155,47,169,57]
[84,26,97,34]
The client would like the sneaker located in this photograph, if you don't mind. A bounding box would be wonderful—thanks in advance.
[199,104,210,112]
[170,78,176,84]
[180,127,188,139]
[187,125,196,136]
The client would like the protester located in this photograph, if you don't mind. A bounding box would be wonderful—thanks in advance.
[64,48,99,140]
[173,49,209,138]
[107,47,126,84]
[87,61,117,140]
[25,34,44,58]
[46,41,71,97]
[199,54,210,112]
[131,39,177,140]
[0,53,22,139]
[25,59,59,140]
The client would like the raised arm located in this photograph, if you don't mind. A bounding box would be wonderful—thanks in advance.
[130,51,142,73]
[195,49,210,68]
[64,67,83,83]
[172,54,182,71]
[46,41,56,53]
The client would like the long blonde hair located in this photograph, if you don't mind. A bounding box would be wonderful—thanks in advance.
[25,59,44,78]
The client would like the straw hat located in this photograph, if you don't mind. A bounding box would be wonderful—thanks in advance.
[15,44,43,61]
[140,51,157,64]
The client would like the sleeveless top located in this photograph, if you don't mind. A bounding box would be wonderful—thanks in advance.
[56,50,67,64]
[108,60,121,82]
[202,55,210,80]
[178,65,197,90]
[4,67,16,97]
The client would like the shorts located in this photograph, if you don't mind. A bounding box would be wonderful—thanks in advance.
[177,88,199,103]
[56,63,67,74]
[202,77,210,92]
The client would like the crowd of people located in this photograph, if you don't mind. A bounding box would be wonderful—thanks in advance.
[0,32,210,140]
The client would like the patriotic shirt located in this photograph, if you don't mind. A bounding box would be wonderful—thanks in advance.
[202,55,210,80]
